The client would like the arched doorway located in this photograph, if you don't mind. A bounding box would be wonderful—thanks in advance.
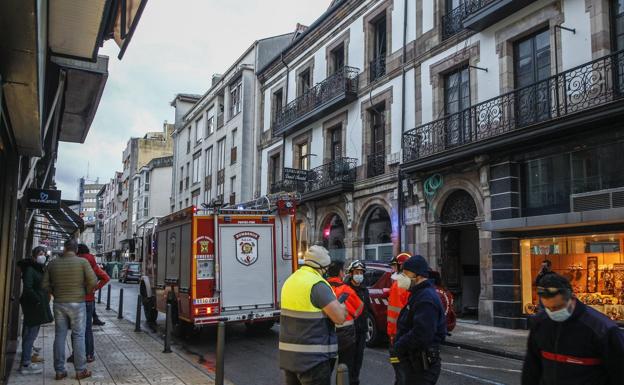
[322,214,346,260]
[440,190,480,319]
[363,206,393,261]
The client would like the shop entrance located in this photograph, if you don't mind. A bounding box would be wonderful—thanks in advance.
[322,214,346,261]
[440,190,480,319]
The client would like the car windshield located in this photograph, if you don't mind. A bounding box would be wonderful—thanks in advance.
[128,264,140,271]
[364,269,386,287]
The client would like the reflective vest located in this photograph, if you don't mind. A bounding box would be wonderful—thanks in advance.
[279,266,338,373]
[387,279,410,339]
[327,277,364,325]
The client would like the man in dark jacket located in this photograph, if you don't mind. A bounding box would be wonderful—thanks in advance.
[522,273,624,385]
[346,260,370,385]
[18,246,53,374]
[394,255,446,385]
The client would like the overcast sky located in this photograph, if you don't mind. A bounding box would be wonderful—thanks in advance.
[56,0,329,199]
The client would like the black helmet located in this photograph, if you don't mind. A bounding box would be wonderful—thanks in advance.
[347,260,366,273]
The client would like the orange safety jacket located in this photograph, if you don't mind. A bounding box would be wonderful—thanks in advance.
[327,277,364,325]
[386,279,410,339]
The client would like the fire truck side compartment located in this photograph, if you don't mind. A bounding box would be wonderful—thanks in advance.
[156,230,167,286]
[165,226,181,282]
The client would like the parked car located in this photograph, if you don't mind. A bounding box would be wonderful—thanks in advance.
[119,262,141,283]
[362,262,394,347]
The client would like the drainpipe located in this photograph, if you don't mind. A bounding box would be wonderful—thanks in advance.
[280,53,290,173]
[398,0,408,252]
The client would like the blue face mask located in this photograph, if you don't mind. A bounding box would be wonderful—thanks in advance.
[545,303,572,322]
[352,274,364,284]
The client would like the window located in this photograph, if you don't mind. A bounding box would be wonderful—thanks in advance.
[230,80,242,118]
[192,153,201,184]
[186,127,191,153]
[205,108,215,137]
[143,197,149,217]
[329,43,345,75]
[195,117,203,144]
[230,129,237,165]
[363,207,393,261]
[296,142,309,170]
[330,126,342,161]
[269,153,281,186]
[613,0,624,51]
[514,29,551,126]
[230,176,236,205]
[186,162,190,189]
[367,106,385,177]
[191,190,200,207]
[179,166,184,192]
[271,89,284,125]
[217,138,226,170]
[444,66,471,146]
[205,146,213,177]
[297,68,311,97]
[144,172,150,192]
[370,15,387,81]
[185,198,189,207]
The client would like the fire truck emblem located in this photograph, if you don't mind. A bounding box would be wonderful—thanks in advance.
[200,240,210,253]
[234,231,260,266]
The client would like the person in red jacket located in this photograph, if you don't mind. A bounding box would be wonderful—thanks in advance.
[68,244,110,363]
[387,252,412,385]
[428,270,456,333]
[326,260,364,385]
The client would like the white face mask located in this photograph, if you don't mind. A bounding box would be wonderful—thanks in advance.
[545,303,572,322]
[352,274,364,284]
[396,273,413,290]
[36,255,46,265]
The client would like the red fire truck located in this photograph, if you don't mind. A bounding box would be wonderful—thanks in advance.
[135,195,298,330]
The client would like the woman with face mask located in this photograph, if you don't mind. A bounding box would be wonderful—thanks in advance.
[17,246,54,375]
[345,260,370,385]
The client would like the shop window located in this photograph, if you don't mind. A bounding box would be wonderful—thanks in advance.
[521,234,624,323]
[363,207,393,261]
[296,220,309,260]
[322,214,346,261]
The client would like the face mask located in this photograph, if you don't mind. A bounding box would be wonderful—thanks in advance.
[36,255,46,265]
[352,274,364,284]
[396,273,413,290]
[545,303,572,322]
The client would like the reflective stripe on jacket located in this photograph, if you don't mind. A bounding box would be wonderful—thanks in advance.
[279,266,338,373]
[387,280,409,338]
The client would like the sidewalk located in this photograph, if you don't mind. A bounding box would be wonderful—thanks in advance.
[444,321,529,360]
[7,303,217,385]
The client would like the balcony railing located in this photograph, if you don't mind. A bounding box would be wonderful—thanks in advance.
[367,152,386,178]
[369,56,386,82]
[273,66,359,136]
[271,157,358,198]
[403,50,624,164]
[443,0,536,38]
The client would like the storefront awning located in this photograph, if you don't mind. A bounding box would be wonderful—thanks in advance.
[38,200,85,240]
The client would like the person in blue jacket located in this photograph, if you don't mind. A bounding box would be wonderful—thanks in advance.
[393,255,447,385]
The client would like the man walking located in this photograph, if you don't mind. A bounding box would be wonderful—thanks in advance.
[326,260,363,385]
[522,273,624,385]
[43,239,97,380]
[394,255,446,385]
[346,260,370,385]
[279,245,347,385]
[387,252,412,385]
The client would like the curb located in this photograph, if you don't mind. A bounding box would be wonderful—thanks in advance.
[442,341,525,361]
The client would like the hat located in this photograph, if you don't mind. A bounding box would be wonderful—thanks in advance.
[390,252,411,266]
[347,260,366,273]
[402,255,429,277]
[303,245,331,269]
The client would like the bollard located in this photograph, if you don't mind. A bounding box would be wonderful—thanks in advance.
[215,321,225,385]
[336,363,349,385]
[134,294,142,332]
[117,288,124,319]
[106,285,111,310]
[97,288,102,304]
[163,303,172,353]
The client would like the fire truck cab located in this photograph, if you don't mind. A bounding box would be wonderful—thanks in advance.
[136,195,297,329]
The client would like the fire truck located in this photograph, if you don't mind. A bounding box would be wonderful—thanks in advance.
[135,194,298,330]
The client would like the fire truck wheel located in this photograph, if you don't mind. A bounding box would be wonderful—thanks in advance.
[245,320,275,333]
[142,296,158,323]
[365,313,381,348]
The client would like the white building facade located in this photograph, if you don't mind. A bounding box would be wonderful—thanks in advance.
[132,155,173,228]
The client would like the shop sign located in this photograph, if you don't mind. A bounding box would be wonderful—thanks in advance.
[404,205,421,225]
[283,167,309,182]
[25,188,61,210]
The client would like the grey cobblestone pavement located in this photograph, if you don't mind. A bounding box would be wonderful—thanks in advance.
[7,302,218,385]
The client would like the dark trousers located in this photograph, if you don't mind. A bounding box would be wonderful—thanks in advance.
[284,359,334,385]
[351,332,366,385]
[398,356,441,385]
[389,346,404,385]
[338,345,356,384]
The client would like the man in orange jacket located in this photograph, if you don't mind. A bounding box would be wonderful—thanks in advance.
[327,260,364,385]
[387,252,412,385]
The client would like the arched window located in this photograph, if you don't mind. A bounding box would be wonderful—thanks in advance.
[440,190,478,224]
[363,206,393,261]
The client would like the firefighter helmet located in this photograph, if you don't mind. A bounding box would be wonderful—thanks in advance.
[347,259,366,273]
[390,252,412,266]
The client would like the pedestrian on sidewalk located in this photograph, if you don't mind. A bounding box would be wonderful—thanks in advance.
[522,273,624,385]
[17,246,53,375]
[279,245,347,385]
[428,271,456,333]
[345,260,370,385]
[42,239,97,381]
[327,260,364,385]
[393,255,446,385]
[66,244,110,363]
[387,252,412,385]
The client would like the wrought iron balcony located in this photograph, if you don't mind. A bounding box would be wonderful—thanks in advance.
[369,56,386,82]
[442,0,536,39]
[272,67,359,137]
[367,152,386,178]
[270,157,358,200]
[403,50,624,168]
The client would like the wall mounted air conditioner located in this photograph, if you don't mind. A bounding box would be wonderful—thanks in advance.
[570,187,624,212]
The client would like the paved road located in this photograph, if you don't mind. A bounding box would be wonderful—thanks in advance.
[102,281,523,385]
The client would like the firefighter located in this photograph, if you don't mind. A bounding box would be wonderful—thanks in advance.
[279,245,347,385]
[326,260,364,385]
[387,252,412,385]
[345,260,370,385]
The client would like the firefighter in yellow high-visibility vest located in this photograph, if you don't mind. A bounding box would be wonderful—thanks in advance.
[279,246,347,385]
